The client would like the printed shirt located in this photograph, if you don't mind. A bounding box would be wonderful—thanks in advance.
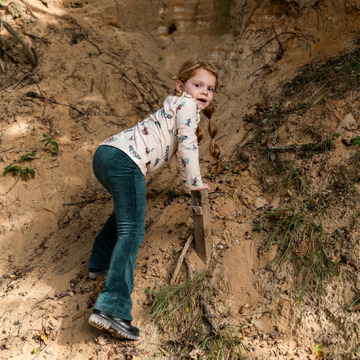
[100,92,203,191]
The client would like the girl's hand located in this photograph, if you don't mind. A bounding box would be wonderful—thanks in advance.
[195,183,211,192]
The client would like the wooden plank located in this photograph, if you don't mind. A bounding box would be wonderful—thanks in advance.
[190,189,212,264]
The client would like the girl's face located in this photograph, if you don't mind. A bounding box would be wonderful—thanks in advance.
[175,68,217,110]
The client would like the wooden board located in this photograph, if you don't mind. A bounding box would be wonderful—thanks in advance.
[190,189,212,264]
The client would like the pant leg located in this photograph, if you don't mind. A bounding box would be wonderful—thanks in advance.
[88,146,118,270]
[88,212,117,271]
[90,145,146,321]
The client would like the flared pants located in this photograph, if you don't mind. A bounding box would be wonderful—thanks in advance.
[89,145,146,321]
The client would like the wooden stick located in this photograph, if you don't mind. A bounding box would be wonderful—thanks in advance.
[170,235,193,285]
[267,139,332,152]
[0,58,4,74]
[38,0,48,7]
[63,196,111,206]
[23,32,51,44]
[32,342,51,360]
[7,71,34,90]
[200,294,219,333]
[25,91,86,115]
[5,174,21,194]
[0,17,37,66]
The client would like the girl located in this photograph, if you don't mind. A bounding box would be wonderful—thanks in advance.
[88,60,222,340]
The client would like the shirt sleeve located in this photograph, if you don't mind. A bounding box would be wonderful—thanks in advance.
[174,98,203,192]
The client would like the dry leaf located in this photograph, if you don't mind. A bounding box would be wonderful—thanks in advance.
[95,335,107,346]
[39,332,48,342]
[189,348,202,359]
[312,344,325,359]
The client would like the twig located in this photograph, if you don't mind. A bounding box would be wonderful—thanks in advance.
[247,31,312,59]
[32,342,51,360]
[63,196,111,206]
[209,191,241,201]
[24,91,86,115]
[170,235,193,285]
[105,62,156,112]
[86,38,102,54]
[267,138,332,152]
[5,175,21,194]
[72,311,86,322]
[23,32,51,44]
[0,17,37,67]
[38,0,48,7]
[0,58,4,74]
[200,294,219,333]
[53,315,68,320]
[1,147,15,153]
[7,71,34,90]
[183,257,192,279]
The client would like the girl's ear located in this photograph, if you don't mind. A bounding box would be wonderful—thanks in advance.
[175,80,183,93]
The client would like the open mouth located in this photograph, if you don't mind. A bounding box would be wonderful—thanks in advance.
[197,99,206,104]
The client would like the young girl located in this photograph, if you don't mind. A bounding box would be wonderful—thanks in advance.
[88,60,222,340]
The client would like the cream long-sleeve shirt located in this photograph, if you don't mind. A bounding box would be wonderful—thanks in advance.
[100,92,204,192]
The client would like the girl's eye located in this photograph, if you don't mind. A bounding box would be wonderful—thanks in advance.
[208,87,214,92]
[195,84,201,88]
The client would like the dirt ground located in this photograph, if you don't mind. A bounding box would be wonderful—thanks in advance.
[1,0,360,359]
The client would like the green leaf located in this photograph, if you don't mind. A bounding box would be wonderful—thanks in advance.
[3,164,21,176]
[23,168,35,179]
[33,347,41,354]
[20,153,36,162]
[52,141,59,152]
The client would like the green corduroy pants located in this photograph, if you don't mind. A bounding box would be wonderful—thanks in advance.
[89,145,146,321]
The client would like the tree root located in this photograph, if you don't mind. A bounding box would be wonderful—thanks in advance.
[0,17,37,67]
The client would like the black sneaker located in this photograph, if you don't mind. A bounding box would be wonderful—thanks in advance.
[88,309,141,340]
[88,268,108,279]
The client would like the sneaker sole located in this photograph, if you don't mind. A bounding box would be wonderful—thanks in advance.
[88,270,108,279]
[88,313,141,341]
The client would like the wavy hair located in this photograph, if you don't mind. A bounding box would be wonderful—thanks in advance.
[174,60,224,173]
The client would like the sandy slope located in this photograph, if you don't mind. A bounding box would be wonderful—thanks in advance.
[1,0,360,359]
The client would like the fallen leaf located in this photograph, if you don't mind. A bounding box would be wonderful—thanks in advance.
[39,332,47,342]
[33,347,41,354]
[189,348,202,359]
[239,303,249,314]
[72,311,86,322]
[312,344,324,359]
[95,335,107,346]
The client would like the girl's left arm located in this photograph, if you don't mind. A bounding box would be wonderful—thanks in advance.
[175,99,204,192]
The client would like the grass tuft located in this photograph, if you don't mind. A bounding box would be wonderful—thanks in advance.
[254,206,339,302]
[147,272,245,359]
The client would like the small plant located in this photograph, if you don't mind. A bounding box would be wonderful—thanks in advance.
[164,189,179,206]
[352,136,360,146]
[3,153,36,180]
[254,206,339,301]
[281,167,309,195]
[41,134,59,152]
[148,272,244,358]
[331,162,358,194]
